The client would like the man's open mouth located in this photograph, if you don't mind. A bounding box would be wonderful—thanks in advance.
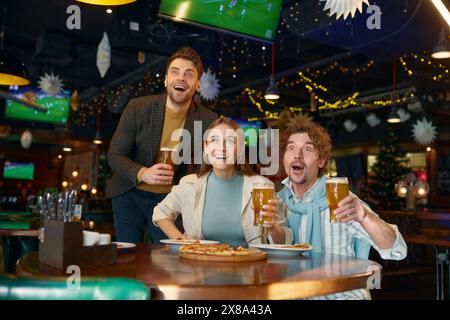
[174,85,187,92]
[291,163,305,174]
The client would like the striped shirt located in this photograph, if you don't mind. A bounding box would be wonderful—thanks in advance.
[278,178,408,300]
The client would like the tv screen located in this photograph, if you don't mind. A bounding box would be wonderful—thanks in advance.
[158,0,282,42]
[231,118,262,147]
[5,86,70,125]
[3,162,35,180]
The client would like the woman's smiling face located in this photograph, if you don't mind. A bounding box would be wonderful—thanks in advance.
[204,123,241,171]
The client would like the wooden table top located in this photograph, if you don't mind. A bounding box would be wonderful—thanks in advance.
[16,244,380,300]
[404,234,450,248]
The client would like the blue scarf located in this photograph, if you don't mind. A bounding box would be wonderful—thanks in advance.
[277,176,371,259]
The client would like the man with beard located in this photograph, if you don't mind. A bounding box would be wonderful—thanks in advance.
[106,47,217,244]
[276,121,407,299]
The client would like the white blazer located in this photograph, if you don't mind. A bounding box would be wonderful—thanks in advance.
[153,173,293,245]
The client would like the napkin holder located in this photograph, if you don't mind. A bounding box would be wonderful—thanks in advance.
[39,219,117,269]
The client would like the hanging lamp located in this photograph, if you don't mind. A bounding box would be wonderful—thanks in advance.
[264,44,280,100]
[387,60,401,124]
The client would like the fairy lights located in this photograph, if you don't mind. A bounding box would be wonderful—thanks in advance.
[73,70,164,127]
[400,52,450,82]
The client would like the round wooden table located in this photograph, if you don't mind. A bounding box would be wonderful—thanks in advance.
[16,244,381,300]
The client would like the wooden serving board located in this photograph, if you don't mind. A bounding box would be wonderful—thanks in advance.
[179,248,267,262]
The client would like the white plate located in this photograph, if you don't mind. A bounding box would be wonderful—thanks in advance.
[249,244,313,256]
[160,239,220,246]
[112,242,136,250]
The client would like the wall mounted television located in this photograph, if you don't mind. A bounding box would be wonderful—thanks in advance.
[2,162,35,181]
[5,86,70,125]
[158,0,283,42]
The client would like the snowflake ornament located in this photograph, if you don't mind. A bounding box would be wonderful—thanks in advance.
[397,108,411,123]
[200,68,220,101]
[412,118,437,145]
[366,113,380,127]
[343,119,357,132]
[38,73,65,96]
[320,0,370,20]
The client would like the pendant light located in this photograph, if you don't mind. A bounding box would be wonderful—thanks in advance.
[93,109,103,145]
[264,44,280,100]
[431,25,450,59]
[387,60,400,124]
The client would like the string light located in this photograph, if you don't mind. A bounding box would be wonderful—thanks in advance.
[400,52,450,82]
[306,60,375,78]
[74,70,163,127]
[245,88,279,119]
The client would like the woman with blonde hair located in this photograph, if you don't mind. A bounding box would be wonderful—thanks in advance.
[153,117,292,246]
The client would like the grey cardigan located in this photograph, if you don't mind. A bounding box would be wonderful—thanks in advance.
[106,93,217,198]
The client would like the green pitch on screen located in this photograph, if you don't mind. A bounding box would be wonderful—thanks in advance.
[159,0,281,41]
[242,127,259,147]
[3,164,35,180]
[5,96,70,124]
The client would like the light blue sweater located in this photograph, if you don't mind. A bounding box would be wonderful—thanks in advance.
[201,172,246,247]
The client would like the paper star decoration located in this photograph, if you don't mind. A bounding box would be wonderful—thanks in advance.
[271,110,313,130]
[287,112,314,128]
[38,73,65,96]
[270,109,292,130]
[97,32,111,78]
[343,119,357,132]
[320,0,370,20]
[70,90,80,111]
[20,129,32,149]
[366,113,380,127]
[412,118,437,145]
[397,108,411,123]
[200,68,221,101]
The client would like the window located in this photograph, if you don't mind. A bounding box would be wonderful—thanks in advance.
[405,152,427,171]
[367,152,427,174]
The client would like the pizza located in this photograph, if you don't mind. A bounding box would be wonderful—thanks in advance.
[179,243,251,256]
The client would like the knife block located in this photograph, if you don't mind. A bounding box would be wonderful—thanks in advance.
[39,219,117,269]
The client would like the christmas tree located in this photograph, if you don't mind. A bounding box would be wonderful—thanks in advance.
[368,130,409,210]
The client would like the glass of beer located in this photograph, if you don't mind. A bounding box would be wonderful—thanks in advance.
[325,177,349,223]
[159,147,176,169]
[252,184,275,227]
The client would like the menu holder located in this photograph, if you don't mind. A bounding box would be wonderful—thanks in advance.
[38,219,117,270]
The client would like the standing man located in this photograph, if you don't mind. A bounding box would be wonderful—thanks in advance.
[106,47,217,244]
[277,121,407,299]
